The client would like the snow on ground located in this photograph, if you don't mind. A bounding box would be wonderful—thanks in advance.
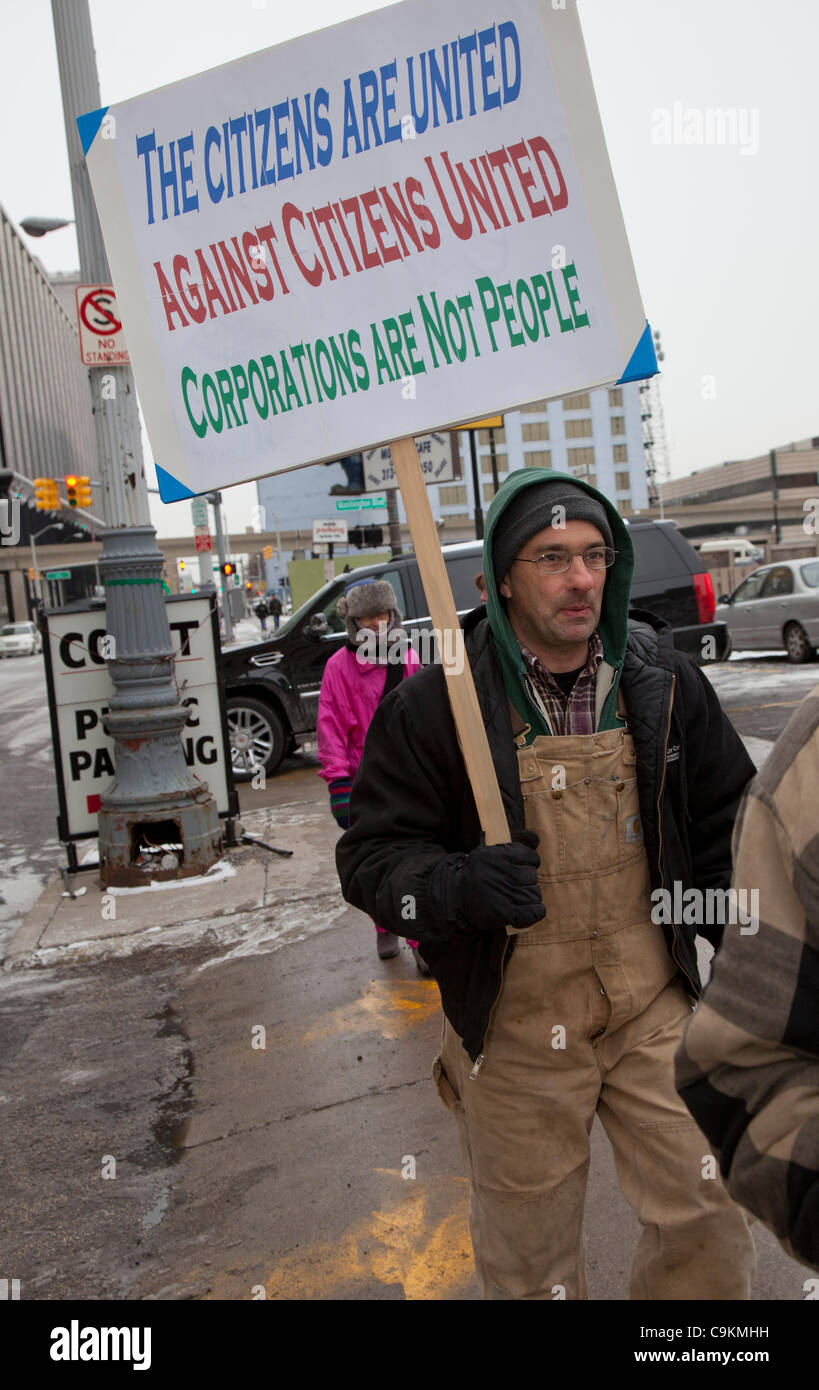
[0,655,62,957]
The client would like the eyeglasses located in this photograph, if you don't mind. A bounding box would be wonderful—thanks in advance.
[512,546,617,576]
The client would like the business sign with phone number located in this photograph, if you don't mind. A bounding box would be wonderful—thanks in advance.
[363,432,458,491]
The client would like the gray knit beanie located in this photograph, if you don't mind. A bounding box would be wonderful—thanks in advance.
[336,578,400,643]
[492,481,613,583]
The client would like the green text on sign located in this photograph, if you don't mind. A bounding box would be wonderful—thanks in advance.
[336,495,387,511]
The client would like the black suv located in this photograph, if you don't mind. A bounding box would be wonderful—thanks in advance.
[221,518,727,779]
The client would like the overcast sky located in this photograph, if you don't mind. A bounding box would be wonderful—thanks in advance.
[1,0,816,538]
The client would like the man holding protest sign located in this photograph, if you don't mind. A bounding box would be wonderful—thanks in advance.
[336,467,757,1300]
[79,0,747,1296]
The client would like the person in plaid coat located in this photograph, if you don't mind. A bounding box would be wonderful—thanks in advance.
[675,682,819,1272]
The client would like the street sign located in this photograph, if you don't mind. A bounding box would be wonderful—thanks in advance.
[46,570,71,580]
[313,519,348,544]
[194,527,212,552]
[191,497,209,527]
[363,435,455,491]
[74,284,129,367]
[81,0,656,502]
[41,595,238,841]
[335,495,387,512]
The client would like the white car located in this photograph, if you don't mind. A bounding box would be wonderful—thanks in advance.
[717,558,819,662]
[0,620,42,658]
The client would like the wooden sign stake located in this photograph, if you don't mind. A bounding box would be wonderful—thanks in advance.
[390,436,510,846]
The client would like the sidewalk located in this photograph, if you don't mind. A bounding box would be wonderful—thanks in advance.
[2,793,798,1300]
[4,799,342,971]
[1,796,480,1301]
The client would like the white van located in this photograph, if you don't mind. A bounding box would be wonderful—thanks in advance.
[698,538,764,566]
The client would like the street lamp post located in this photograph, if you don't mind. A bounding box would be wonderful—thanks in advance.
[207,492,233,642]
[49,0,221,884]
[30,521,65,601]
[272,512,284,598]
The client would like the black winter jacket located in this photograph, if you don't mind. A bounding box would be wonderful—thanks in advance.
[336,607,756,1064]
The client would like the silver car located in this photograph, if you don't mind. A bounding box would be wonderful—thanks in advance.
[0,620,42,658]
[717,558,819,663]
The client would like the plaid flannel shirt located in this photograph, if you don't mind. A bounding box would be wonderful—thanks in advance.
[519,632,604,735]
[675,683,819,1272]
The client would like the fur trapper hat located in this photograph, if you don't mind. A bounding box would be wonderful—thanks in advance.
[336,578,400,644]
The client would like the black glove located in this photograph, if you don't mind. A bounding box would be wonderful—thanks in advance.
[427,829,546,938]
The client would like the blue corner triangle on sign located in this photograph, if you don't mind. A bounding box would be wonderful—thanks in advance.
[617,322,659,385]
[155,464,195,502]
[77,106,110,156]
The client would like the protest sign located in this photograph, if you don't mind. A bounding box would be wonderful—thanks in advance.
[80,0,655,502]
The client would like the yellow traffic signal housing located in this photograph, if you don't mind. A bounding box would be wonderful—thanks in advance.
[65,475,92,508]
[34,477,59,510]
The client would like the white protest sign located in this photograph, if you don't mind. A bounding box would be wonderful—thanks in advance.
[43,597,235,839]
[80,0,656,503]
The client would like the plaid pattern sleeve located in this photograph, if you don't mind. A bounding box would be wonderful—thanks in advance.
[674,683,819,1272]
[519,633,603,736]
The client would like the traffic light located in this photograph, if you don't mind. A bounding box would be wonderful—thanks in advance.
[179,560,185,571]
[246,581,252,590]
[221,562,234,576]
[349,527,364,548]
[65,475,92,508]
[364,526,383,547]
[262,544,274,559]
[34,477,60,510]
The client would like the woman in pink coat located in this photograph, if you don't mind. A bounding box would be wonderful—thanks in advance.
[317,578,426,973]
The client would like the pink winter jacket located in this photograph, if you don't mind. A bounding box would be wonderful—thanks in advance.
[317,644,421,786]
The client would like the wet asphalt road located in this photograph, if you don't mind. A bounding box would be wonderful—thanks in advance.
[1,648,817,1301]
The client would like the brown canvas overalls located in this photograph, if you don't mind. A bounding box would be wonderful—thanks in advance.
[433,704,755,1299]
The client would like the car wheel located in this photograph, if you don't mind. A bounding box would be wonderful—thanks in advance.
[784,622,815,664]
[226,696,287,780]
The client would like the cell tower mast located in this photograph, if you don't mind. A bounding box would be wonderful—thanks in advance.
[640,329,671,518]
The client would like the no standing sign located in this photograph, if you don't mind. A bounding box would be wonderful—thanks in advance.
[75,283,130,367]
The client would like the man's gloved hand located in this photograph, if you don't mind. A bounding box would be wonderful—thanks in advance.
[427,828,546,938]
[329,778,352,830]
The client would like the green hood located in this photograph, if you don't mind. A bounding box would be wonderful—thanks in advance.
[482,467,634,736]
